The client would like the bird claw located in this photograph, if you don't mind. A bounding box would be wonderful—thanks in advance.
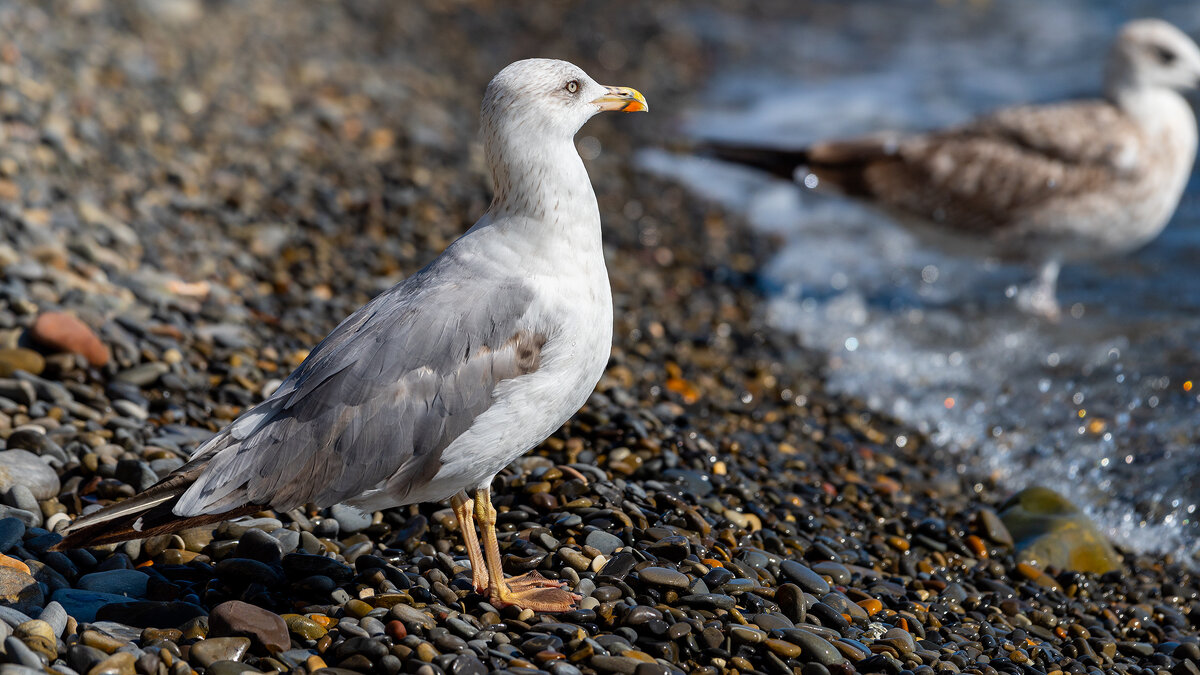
[1015,284,1061,322]
[489,571,580,612]
[471,569,488,595]
[504,571,570,591]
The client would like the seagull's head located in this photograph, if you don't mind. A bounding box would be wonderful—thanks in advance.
[1108,19,1200,94]
[482,59,648,142]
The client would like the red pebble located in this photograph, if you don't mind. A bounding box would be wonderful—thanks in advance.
[385,619,407,640]
[30,312,110,367]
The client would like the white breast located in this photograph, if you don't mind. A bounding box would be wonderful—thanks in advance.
[1092,91,1197,254]
[380,206,613,506]
[411,268,611,503]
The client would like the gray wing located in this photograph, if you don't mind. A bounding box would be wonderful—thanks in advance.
[808,101,1144,232]
[173,248,546,516]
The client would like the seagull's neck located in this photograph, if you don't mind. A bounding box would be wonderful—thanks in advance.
[485,135,602,246]
[1107,82,1198,191]
[1108,82,1191,132]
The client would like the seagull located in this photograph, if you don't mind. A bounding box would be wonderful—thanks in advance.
[704,19,1200,319]
[55,58,647,612]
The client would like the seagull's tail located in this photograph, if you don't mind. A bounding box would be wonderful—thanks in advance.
[51,462,258,551]
[701,135,905,201]
[698,140,811,181]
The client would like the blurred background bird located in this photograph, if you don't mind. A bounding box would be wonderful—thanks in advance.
[702,18,1200,320]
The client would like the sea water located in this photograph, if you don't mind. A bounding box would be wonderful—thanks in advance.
[639,0,1200,562]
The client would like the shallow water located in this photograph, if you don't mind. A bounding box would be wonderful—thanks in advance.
[641,1,1200,561]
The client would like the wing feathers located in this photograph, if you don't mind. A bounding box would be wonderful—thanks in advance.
[175,310,547,516]
[63,252,549,548]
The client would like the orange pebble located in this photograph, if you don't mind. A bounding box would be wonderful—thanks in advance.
[1015,561,1042,580]
[665,377,700,404]
[874,476,903,495]
[965,535,989,559]
[856,598,883,616]
[0,554,30,575]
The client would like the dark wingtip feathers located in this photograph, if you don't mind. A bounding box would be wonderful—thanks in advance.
[698,140,811,181]
[51,493,260,552]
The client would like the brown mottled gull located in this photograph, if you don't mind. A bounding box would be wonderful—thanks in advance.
[706,19,1200,319]
[55,58,647,612]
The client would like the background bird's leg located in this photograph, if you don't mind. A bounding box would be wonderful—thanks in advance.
[1016,259,1062,321]
[474,485,579,612]
[451,491,488,594]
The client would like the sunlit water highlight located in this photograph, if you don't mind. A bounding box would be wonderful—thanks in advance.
[642,1,1200,562]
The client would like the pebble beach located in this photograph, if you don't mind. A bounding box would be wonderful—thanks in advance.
[0,2,1197,675]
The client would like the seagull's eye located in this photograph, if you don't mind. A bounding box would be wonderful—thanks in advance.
[1153,45,1177,65]
[566,80,579,94]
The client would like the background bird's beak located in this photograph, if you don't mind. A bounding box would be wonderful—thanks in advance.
[593,86,648,113]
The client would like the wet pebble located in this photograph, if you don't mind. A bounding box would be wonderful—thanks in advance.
[189,637,251,667]
[50,589,136,623]
[209,600,289,653]
[0,450,59,500]
[585,530,623,556]
[76,570,148,597]
[0,519,24,553]
[233,528,283,564]
[0,567,41,606]
[781,560,830,595]
[330,504,371,534]
[781,628,844,666]
[637,566,688,588]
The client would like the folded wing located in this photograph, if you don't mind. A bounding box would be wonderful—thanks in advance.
[57,251,545,548]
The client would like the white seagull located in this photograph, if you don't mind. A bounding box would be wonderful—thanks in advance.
[705,19,1200,319]
[57,58,647,612]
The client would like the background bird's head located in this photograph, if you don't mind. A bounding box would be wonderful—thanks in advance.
[1107,18,1200,95]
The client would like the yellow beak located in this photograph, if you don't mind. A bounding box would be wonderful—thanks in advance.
[592,86,649,113]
